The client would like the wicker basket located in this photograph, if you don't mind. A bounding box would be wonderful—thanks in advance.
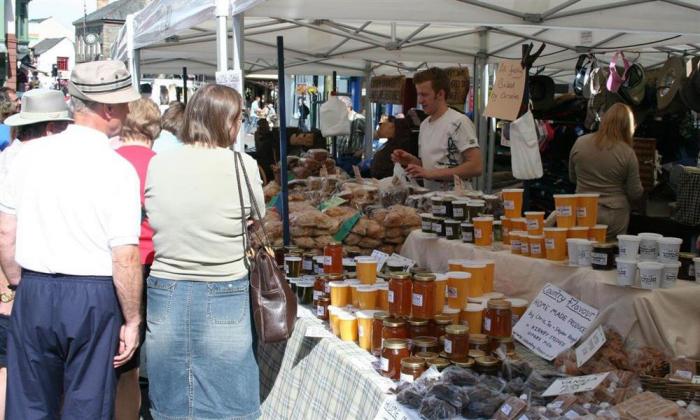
[640,360,700,403]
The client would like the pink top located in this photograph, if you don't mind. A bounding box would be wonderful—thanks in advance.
[116,145,156,265]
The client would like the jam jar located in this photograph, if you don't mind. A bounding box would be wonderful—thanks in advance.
[444,219,461,240]
[443,197,456,220]
[444,324,470,360]
[451,358,475,369]
[483,299,512,338]
[313,275,329,306]
[382,318,409,342]
[415,351,438,363]
[381,339,410,380]
[421,213,435,234]
[388,272,412,317]
[452,200,468,221]
[302,252,315,275]
[408,319,431,339]
[489,336,515,355]
[412,273,436,319]
[461,222,475,244]
[411,336,440,355]
[469,333,490,352]
[427,357,450,372]
[468,349,487,360]
[475,356,501,375]
[371,312,391,356]
[591,243,616,270]
[432,314,452,339]
[400,357,426,383]
[431,196,446,218]
[323,241,343,275]
[432,217,446,237]
[316,297,330,321]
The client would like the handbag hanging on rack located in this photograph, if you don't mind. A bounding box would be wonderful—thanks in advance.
[234,151,297,343]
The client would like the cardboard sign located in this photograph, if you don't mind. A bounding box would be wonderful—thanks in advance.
[512,283,599,361]
[371,250,390,273]
[484,60,527,121]
[388,254,416,271]
[575,326,607,368]
[369,76,406,104]
[542,372,610,397]
[445,67,470,105]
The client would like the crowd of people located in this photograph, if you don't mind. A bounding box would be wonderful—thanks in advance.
[0,60,264,420]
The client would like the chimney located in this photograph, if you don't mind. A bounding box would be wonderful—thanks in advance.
[96,0,109,10]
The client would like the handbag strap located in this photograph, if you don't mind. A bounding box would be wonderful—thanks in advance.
[233,151,272,249]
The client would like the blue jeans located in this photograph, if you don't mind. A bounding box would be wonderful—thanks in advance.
[146,276,260,420]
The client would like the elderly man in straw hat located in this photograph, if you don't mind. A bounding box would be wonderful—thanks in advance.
[0,88,72,419]
[0,60,143,420]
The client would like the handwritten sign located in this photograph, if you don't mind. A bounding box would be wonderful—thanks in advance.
[484,60,526,121]
[576,326,607,367]
[512,283,599,361]
[369,76,406,104]
[374,396,417,420]
[388,254,416,271]
[371,250,391,273]
[445,67,470,105]
[542,372,610,397]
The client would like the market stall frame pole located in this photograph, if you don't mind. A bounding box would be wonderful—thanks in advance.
[332,70,337,159]
[182,67,188,104]
[474,30,489,192]
[277,35,291,246]
[126,14,140,89]
[232,12,246,152]
[363,62,374,160]
[215,0,228,73]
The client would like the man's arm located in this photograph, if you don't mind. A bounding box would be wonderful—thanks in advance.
[0,212,21,286]
[112,244,143,367]
[406,148,483,181]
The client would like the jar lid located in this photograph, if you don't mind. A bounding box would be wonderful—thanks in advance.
[487,299,512,310]
[461,222,474,227]
[439,351,449,359]
[373,311,391,320]
[492,336,513,344]
[451,358,475,368]
[469,333,489,344]
[408,318,430,326]
[383,338,409,350]
[412,336,438,346]
[415,351,438,361]
[413,273,436,282]
[401,357,426,369]
[468,349,486,359]
[476,356,499,367]
[445,324,469,335]
[390,272,412,280]
[303,252,315,257]
[433,314,452,325]
[383,317,407,328]
[328,273,345,281]
[428,357,450,368]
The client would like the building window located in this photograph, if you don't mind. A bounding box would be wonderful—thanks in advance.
[57,57,69,71]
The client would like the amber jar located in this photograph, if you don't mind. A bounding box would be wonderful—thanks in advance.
[415,351,438,363]
[313,275,329,306]
[475,356,501,376]
[489,336,515,355]
[412,336,440,355]
[371,312,391,356]
[432,314,452,339]
[483,299,513,338]
[323,241,343,275]
[400,357,426,383]
[427,357,450,372]
[451,358,475,369]
[381,339,410,380]
[444,324,470,360]
[412,273,436,319]
[468,349,487,360]
[302,252,315,275]
[316,297,330,320]
[382,318,409,344]
[408,319,431,339]
[388,272,412,317]
[327,273,344,294]
[469,333,490,352]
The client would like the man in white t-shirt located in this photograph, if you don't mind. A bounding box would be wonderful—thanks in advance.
[392,67,482,190]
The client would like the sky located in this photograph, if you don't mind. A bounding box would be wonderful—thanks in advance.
[28,0,97,28]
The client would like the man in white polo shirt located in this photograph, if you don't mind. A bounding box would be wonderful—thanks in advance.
[0,60,142,420]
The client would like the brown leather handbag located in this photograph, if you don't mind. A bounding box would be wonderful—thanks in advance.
[234,152,296,343]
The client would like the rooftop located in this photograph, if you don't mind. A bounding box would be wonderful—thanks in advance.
[72,0,149,26]
[32,37,67,55]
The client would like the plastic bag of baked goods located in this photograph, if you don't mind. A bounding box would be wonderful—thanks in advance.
[378,164,410,208]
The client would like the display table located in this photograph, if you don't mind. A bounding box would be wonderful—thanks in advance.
[401,231,700,359]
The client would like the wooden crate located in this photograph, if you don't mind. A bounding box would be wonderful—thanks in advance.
[634,137,656,191]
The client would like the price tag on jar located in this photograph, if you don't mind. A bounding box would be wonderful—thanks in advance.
[444,338,453,354]
[474,228,483,239]
[387,290,395,303]
[557,205,573,217]
[412,293,423,307]
[504,200,515,211]
[577,207,587,218]
[545,238,555,250]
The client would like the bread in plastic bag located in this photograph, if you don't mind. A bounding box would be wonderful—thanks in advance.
[441,365,479,386]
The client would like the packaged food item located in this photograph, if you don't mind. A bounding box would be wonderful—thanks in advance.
[669,356,697,383]
[493,396,528,420]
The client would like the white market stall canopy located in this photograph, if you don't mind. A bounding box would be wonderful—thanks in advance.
[113,0,700,81]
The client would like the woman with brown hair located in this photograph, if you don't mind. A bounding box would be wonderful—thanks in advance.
[569,102,644,239]
[144,84,264,419]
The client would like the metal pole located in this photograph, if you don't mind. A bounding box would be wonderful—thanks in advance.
[486,68,496,193]
[232,12,245,152]
[332,70,337,159]
[363,63,374,159]
[277,36,290,246]
[126,14,140,88]
[182,67,188,104]
[215,0,228,72]
[311,75,319,129]
[475,30,489,192]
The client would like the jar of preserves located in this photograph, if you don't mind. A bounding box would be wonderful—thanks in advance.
[443,197,455,220]
[327,274,344,295]
[388,272,412,317]
[382,318,409,343]
[400,357,426,383]
[475,356,501,375]
[323,241,343,275]
[444,324,469,360]
[313,256,325,274]
[411,336,439,355]
[371,312,391,356]
[273,246,285,267]
[468,349,487,360]
[469,333,490,352]
[302,252,315,275]
[415,351,439,363]
[484,299,512,338]
[316,297,330,321]
[421,213,434,234]
[444,219,461,240]
[381,339,410,380]
[432,314,452,339]
[427,357,450,372]
[412,273,436,319]
[461,222,475,243]
[432,217,446,237]
[408,318,431,339]
[452,200,468,221]
[489,336,515,355]
[451,358,475,369]
[431,196,445,218]
[313,275,329,306]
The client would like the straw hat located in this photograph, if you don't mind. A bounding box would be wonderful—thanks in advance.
[4,89,73,127]
[656,57,686,111]
[68,60,140,104]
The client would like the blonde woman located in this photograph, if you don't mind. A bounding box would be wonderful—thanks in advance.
[569,103,644,239]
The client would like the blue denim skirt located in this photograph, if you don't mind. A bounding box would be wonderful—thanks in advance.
[146,276,260,420]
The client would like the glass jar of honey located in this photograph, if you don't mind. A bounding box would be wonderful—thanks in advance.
[388,272,412,317]
[411,273,436,319]
[381,339,410,380]
[408,318,431,339]
[400,357,426,383]
[323,241,343,275]
[444,324,469,360]
[427,357,450,372]
[469,333,490,352]
[489,336,515,356]
[313,275,329,306]
[468,349,487,360]
[316,297,330,321]
[451,358,475,369]
[475,356,501,376]
[484,299,513,338]
[371,312,391,356]
[415,351,438,363]
[411,336,439,355]
[432,314,452,339]
[382,318,409,342]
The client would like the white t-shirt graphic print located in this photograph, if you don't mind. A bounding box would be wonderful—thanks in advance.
[418,108,479,191]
